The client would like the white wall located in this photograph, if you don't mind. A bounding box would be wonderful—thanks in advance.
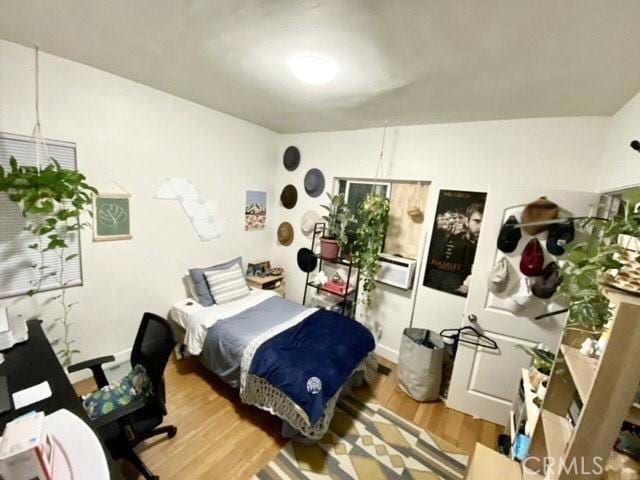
[0,36,622,372]
[274,117,609,360]
[0,40,279,374]
[598,90,640,192]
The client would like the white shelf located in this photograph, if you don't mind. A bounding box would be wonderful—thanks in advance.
[522,369,541,435]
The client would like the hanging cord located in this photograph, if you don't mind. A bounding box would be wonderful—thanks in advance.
[30,45,49,171]
[374,121,388,179]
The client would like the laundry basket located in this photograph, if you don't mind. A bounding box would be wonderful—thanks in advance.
[398,328,444,402]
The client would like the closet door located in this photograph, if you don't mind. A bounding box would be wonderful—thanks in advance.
[446,186,599,425]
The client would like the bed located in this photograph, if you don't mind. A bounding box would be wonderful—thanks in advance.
[169,288,376,439]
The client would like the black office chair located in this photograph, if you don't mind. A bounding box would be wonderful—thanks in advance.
[68,312,178,480]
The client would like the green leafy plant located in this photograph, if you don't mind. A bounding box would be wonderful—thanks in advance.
[518,346,555,375]
[320,193,354,250]
[559,189,640,333]
[354,194,390,307]
[0,156,97,365]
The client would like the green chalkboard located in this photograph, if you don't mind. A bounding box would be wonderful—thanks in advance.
[93,195,131,240]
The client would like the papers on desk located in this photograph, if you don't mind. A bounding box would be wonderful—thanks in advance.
[12,381,52,409]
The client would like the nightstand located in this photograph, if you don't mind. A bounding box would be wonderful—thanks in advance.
[246,274,286,297]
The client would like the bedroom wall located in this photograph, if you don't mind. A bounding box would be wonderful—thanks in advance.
[598,90,640,192]
[273,117,610,361]
[0,39,279,376]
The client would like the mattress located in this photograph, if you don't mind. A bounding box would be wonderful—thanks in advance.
[168,288,278,356]
[200,296,312,387]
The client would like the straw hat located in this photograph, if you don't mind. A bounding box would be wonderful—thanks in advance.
[277,222,294,246]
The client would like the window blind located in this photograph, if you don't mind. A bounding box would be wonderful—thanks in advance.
[0,132,82,299]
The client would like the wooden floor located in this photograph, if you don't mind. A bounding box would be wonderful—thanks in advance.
[75,356,502,479]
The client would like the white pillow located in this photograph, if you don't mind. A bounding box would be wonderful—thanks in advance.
[183,273,198,301]
[204,263,250,304]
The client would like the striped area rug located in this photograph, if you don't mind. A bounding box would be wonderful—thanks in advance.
[254,395,468,480]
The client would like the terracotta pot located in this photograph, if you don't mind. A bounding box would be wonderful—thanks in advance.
[320,237,339,260]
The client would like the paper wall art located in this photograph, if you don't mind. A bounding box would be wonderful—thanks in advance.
[155,178,227,241]
[93,193,132,241]
[245,190,267,231]
[423,189,487,297]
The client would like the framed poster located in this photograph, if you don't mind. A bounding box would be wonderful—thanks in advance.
[423,189,487,297]
[245,190,267,231]
[93,193,131,241]
[247,261,271,277]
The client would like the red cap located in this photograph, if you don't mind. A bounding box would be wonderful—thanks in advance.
[520,238,544,277]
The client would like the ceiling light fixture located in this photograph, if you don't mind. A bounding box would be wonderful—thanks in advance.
[288,55,337,86]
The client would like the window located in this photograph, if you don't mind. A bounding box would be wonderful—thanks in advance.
[0,133,82,299]
[339,180,391,213]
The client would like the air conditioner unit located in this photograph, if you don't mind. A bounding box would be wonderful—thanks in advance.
[376,253,417,290]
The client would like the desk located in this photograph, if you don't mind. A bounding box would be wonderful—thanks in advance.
[0,320,123,479]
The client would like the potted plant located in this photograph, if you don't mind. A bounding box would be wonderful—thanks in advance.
[556,189,640,334]
[320,193,353,260]
[0,156,97,365]
[354,193,390,307]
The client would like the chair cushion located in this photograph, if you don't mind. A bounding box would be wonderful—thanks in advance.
[83,364,152,420]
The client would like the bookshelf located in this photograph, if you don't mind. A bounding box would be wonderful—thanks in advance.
[466,288,640,479]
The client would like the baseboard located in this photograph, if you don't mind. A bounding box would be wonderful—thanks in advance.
[375,343,399,363]
[68,347,132,384]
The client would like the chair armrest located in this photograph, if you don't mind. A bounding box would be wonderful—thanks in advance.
[68,355,116,389]
[90,398,147,429]
[68,355,116,373]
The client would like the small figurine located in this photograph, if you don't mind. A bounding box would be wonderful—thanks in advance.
[312,271,328,286]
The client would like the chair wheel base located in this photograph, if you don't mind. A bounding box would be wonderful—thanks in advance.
[168,426,177,438]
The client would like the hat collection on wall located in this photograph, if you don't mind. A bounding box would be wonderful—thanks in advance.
[277,146,325,248]
[489,197,574,315]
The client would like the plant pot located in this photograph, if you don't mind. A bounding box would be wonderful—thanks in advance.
[320,237,340,260]
[606,234,640,295]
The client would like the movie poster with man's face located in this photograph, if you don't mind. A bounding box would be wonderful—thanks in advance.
[423,190,487,297]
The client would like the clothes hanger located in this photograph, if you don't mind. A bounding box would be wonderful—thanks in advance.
[439,326,499,350]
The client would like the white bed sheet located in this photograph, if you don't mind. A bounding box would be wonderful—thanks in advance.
[169,289,278,356]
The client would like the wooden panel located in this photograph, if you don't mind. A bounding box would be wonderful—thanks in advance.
[561,300,640,480]
[465,443,521,479]
[541,342,577,417]
[383,182,428,259]
[560,345,598,402]
[542,410,573,467]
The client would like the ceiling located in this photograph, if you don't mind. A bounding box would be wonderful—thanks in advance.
[1,1,640,133]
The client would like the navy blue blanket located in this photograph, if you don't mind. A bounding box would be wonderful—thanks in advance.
[249,309,375,425]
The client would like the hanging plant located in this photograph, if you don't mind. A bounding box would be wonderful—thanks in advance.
[558,189,640,333]
[354,194,390,307]
[0,156,97,365]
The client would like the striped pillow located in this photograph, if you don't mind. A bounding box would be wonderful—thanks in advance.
[204,263,250,304]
